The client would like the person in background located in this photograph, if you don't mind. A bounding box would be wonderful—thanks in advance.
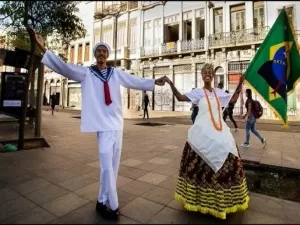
[190,88,199,124]
[142,91,150,119]
[223,90,238,131]
[241,88,266,148]
[218,82,224,90]
[218,82,225,112]
[50,93,56,115]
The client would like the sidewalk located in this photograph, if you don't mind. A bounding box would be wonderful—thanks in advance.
[42,105,300,125]
[0,111,299,224]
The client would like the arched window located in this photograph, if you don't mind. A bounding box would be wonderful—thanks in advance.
[214,66,224,88]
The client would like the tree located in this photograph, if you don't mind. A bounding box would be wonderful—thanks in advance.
[0,1,86,149]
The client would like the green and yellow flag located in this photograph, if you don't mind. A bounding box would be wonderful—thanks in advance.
[244,8,300,127]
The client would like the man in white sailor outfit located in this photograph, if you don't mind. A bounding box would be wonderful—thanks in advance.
[31,28,165,220]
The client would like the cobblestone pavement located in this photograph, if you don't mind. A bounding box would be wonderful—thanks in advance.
[0,111,299,224]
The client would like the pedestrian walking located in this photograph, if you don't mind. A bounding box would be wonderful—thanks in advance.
[223,90,238,131]
[241,88,266,148]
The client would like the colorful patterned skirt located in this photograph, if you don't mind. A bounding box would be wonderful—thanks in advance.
[174,142,249,220]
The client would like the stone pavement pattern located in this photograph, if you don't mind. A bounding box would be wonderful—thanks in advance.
[0,112,299,224]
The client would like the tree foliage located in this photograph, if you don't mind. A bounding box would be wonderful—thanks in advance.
[0,1,86,50]
[0,1,86,149]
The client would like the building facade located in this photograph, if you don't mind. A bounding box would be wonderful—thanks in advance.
[43,1,95,108]
[53,1,300,118]
[92,1,300,117]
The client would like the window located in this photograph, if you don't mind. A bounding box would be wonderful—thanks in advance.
[154,18,162,46]
[230,4,245,31]
[278,6,295,27]
[95,1,102,13]
[196,18,205,39]
[214,8,223,34]
[214,67,224,88]
[84,43,90,62]
[117,21,126,49]
[144,21,152,47]
[103,1,113,14]
[70,46,74,63]
[93,28,100,46]
[183,20,192,41]
[77,44,83,63]
[129,18,137,48]
[102,25,113,48]
[254,1,264,28]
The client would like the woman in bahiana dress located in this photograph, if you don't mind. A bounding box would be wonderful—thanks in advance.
[163,63,249,220]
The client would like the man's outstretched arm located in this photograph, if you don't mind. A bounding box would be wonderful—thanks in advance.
[117,69,165,90]
[29,26,87,82]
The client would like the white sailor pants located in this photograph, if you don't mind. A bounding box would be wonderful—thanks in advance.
[97,131,123,210]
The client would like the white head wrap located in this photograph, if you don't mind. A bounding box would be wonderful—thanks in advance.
[93,42,111,57]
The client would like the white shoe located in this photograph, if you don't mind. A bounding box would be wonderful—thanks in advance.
[234,128,238,132]
[262,138,267,148]
[241,143,250,148]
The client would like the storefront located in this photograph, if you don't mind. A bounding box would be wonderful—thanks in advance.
[153,66,172,111]
[196,63,204,88]
[67,82,81,109]
[174,64,195,112]
[228,61,249,115]
[143,68,153,109]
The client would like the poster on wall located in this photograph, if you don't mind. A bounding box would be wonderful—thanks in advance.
[0,72,27,117]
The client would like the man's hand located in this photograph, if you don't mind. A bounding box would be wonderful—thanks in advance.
[27,26,46,53]
[154,76,166,86]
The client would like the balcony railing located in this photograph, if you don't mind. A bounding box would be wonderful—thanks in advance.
[209,26,269,48]
[128,1,138,10]
[161,42,177,54]
[181,39,205,52]
[140,39,206,57]
[141,1,162,7]
[141,47,159,57]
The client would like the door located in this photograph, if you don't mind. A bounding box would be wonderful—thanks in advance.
[120,86,128,109]
[68,87,81,109]
[174,73,195,111]
[154,74,173,111]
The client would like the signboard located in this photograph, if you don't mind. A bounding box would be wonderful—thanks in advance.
[0,72,27,117]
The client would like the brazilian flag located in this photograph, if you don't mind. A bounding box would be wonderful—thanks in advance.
[244,8,300,127]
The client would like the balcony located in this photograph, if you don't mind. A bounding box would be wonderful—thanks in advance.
[140,39,206,58]
[140,39,207,58]
[95,2,128,19]
[128,1,138,10]
[209,26,269,48]
[141,1,162,7]
[141,47,159,57]
[161,42,177,54]
[181,39,205,52]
